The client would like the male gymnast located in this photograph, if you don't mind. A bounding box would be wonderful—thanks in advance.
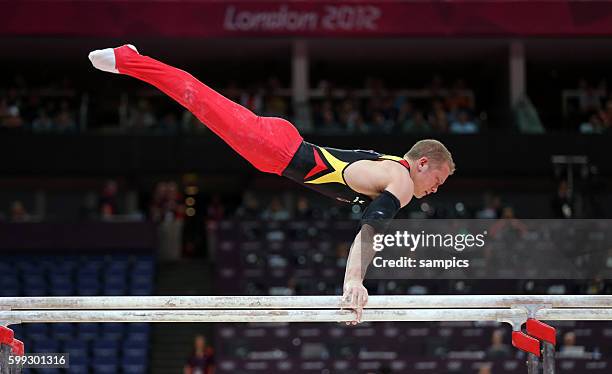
[89,45,455,323]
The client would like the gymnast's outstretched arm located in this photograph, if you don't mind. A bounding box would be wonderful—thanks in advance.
[342,172,413,324]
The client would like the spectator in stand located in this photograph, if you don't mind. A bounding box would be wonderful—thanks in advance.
[429,108,449,133]
[166,181,185,221]
[0,96,24,130]
[597,98,612,131]
[149,180,186,222]
[150,180,185,260]
[425,99,450,133]
[370,111,392,133]
[128,98,156,130]
[262,197,290,220]
[380,96,398,126]
[489,206,528,240]
[206,194,225,222]
[264,76,288,118]
[316,100,341,132]
[184,334,215,374]
[150,182,169,221]
[551,180,572,219]
[580,113,605,134]
[295,196,313,219]
[450,110,478,134]
[476,193,501,219]
[9,200,31,222]
[32,109,54,133]
[426,74,445,97]
[99,180,119,219]
[559,331,587,358]
[446,79,475,112]
[236,191,261,219]
[486,329,511,359]
[339,98,365,133]
[396,100,414,129]
[55,100,76,133]
[158,112,179,134]
[583,277,609,295]
[577,79,603,114]
[402,111,431,133]
[240,85,264,114]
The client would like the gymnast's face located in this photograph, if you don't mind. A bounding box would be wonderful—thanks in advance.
[411,157,450,199]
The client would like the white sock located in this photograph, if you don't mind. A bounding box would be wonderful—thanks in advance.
[88,44,138,74]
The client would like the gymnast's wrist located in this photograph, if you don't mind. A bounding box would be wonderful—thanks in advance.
[343,278,363,288]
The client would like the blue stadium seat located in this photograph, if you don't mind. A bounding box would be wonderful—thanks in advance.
[103,269,128,295]
[123,340,148,360]
[63,339,88,359]
[77,279,101,296]
[51,323,75,340]
[77,266,100,279]
[125,331,149,343]
[17,261,43,275]
[25,324,50,341]
[49,273,72,285]
[108,260,129,272]
[0,261,12,272]
[109,254,131,263]
[81,255,106,268]
[23,274,47,296]
[131,268,154,285]
[133,256,154,270]
[23,275,46,286]
[0,275,20,296]
[36,369,62,374]
[92,356,118,374]
[50,284,75,296]
[65,363,89,374]
[92,339,118,358]
[23,285,47,296]
[101,323,125,340]
[122,355,148,374]
[103,284,127,296]
[129,283,153,296]
[32,339,60,353]
[77,323,100,341]
[128,323,151,335]
[56,262,78,273]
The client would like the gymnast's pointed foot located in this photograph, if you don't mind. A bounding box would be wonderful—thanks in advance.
[88,44,138,73]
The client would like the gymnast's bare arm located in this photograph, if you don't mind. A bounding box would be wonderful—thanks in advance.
[341,161,414,325]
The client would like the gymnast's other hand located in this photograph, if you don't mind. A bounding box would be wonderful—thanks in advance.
[342,280,368,325]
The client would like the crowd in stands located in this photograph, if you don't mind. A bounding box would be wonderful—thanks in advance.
[104,75,483,135]
[1,73,485,134]
[310,76,479,134]
[150,181,186,223]
[231,190,527,222]
[0,179,596,224]
[6,67,612,135]
[573,78,612,134]
[0,75,79,133]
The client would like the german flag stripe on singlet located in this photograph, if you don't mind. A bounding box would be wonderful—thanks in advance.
[282,141,410,205]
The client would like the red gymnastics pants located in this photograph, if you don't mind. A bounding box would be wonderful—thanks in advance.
[114,45,303,175]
